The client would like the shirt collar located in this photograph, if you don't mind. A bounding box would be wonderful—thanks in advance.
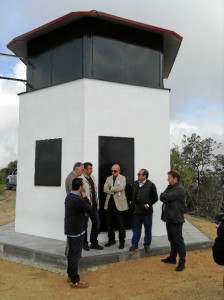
[138,179,146,187]
[70,191,80,196]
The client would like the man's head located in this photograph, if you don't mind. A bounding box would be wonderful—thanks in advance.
[83,162,93,177]
[137,168,148,182]
[111,164,121,178]
[72,177,83,191]
[167,170,180,185]
[73,162,83,176]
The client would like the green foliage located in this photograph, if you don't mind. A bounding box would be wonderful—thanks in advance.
[171,146,195,185]
[0,171,6,185]
[0,160,17,184]
[181,134,220,174]
[7,160,17,170]
[0,169,7,185]
[171,134,223,219]
[0,183,5,195]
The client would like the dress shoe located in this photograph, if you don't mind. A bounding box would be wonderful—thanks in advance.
[129,245,138,252]
[70,281,89,288]
[175,263,185,272]
[90,243,104,250]
[104,241,116,247]
[161,257,176,264]
[118,243,124,249]
[83,244,90,251]
[144,244,150,253]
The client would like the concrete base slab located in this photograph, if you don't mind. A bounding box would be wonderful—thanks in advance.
[0,220,213,272]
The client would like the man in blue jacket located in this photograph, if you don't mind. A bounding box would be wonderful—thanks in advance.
[64,177,93,288]
[160,170,186,272]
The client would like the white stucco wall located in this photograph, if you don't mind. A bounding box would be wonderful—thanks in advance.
[16,78,170,240]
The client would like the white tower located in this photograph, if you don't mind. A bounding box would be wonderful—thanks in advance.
[7,11,182,240]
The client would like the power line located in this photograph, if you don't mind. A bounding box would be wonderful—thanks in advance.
[0,52,27,60]
[0,52,27,85]
[0,76,27,84]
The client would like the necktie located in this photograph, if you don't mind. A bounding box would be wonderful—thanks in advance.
[85,176,97,206]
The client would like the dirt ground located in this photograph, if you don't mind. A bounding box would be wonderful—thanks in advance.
[0,190,224,300]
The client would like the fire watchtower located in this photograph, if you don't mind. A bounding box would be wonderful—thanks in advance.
[7,11,182,240]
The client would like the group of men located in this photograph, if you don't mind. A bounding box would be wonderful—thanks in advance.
[64,162,186,288]
[65,162,103,252]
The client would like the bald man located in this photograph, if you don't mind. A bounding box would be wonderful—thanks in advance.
[103,164,129,249]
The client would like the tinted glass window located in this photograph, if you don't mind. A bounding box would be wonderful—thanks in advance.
[93,36,126,83]
[127,44,161,87]
[26,18,163,91]
[27,45,51,90]
[92,34,162,88]
[52,37,83,85]
[27,22,84,91]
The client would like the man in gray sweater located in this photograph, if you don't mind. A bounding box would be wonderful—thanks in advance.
[65,162,83,194]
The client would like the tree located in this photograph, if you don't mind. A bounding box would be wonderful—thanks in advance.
[212,154,224,210]
[7,160,17,170]
[0,160,17,184]
[171,146,196,211]
[171,134,223,219]
[181,134,221,187]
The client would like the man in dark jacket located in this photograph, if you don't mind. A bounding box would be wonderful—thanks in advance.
[129,168,158,253]
[160,170,186,272]
[64,177,93,288]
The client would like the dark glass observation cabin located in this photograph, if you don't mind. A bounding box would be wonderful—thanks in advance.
[7,11,182,92]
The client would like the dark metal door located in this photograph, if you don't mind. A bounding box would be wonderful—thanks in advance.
[98,136,134,231]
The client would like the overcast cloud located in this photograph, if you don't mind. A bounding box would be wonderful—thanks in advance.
[0,0,223,168]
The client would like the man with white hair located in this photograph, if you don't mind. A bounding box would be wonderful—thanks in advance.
[65,162,83,194]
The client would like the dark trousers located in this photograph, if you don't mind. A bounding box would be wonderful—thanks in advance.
[107,198,126,243]
[131,213,153,246]
[83,206,100,246]
[166,222,186,262]
[67,235,83,284]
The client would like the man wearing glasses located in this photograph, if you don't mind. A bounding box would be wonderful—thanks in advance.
[103,164,129,249]
[129,169,158,253]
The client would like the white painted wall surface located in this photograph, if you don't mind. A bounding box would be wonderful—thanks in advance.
[16,78,170,241]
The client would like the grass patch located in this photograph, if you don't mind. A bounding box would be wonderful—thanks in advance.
[0,189,16,225]
[0,183,6,195]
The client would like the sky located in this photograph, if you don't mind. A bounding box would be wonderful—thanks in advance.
[0,0,223,169]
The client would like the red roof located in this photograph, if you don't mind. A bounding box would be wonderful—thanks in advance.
[7,11,183,78]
